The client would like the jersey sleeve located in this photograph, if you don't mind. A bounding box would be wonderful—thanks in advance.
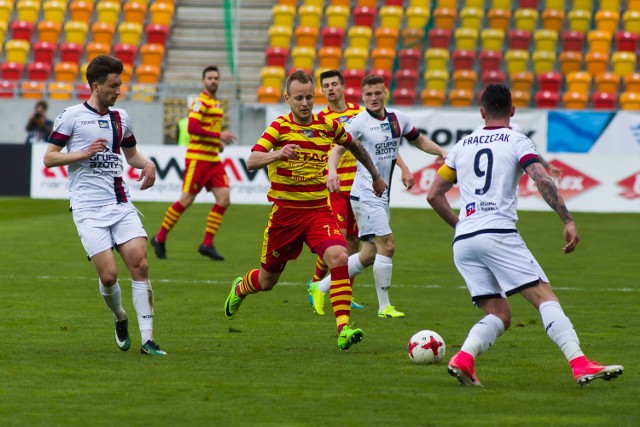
[331,118,352,147]
[48,108,73,147]
[253,118,280,152]
[119,109,136,148]
[515,134,540,169]
[397,110,421,141]
[345,114,363,140]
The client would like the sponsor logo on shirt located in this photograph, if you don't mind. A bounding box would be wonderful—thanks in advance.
[98,120,110,129]
[465,202,476,216]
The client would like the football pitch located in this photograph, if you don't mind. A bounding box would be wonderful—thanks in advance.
[0,198,637,426]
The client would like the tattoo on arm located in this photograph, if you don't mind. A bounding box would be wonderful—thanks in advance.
[528,163,573,223]
[348,140,379,179]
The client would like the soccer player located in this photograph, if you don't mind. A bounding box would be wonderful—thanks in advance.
[224,70,386,350]
[310,74,446,319]
[427,84,623,386]
[43,55,166,356]
[151,65,237,261]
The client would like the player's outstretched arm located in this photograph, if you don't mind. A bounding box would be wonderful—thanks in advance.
[427,173,459,229]
[43,138,107,168]
[246,144,300,170]
[396,154,414,190]
[413,135,447,159]
[525,162,579,253]
[347,139,387,197]
[327,145,346,193]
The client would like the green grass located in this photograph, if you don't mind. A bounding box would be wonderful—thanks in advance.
[0,198,638,426]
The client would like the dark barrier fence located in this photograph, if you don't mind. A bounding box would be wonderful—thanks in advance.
[0,144,31,197]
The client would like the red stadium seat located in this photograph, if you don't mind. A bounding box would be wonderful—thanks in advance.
[452,49,476,71]
[265,47,289,68]
[479,50,503,73]
[616,31,639,52]
[428,28,452,49]
[508,29,532,50]
[398,48,421,70]
[343,69,365,88]
[592,92,617,109]
[60,42,83,63]
[75,83,92,100]
[113,44,138,67]
[1,62,24,80]
[344,86,362,104]
[561,31,585,52]
[10,20,35,41]
[535,90,560,108]
[26,62,51,81]
[353,6,376,27]
[538,72,562,93]
[0,80,17,98]
[146,24,169,46]
[321,27,345,47]
[33,42,56,65]
[394,69,419,90]
[368,68,392,86]
[392,88,417,105]
[481,70,507,88]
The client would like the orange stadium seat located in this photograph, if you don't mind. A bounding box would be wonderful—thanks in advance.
[588,30,612,54]
[330,0,350,7]
[64,21,89,44]
[375,27,399,49]
[140,43,165,67]
[449,89,474,107]
[20,81,45,99]
[16,0,40,23]
[48,82,73,100]
[54,62,79,81]
[136,64,160,84]
[121,63,132,83]
[511,90,531,107]
[452,49,476,71]
[379,6,403,29]
[479,50,503,73]
[271,5,295,27]
[1,62,24,80]
[371,48,395,70]
[92,22,116,46]
[394,69,419,90]
[43,0,66,23]
[406,7,430,30]
[559,51,583,74]
[595,72,620,94]
[623,73,640,92]
[567,9,591,33]
[535,90,560,108]
[510,71,534,92]
[425,48,450,71]
[487,8,511,31]
[563,91,588,109]
[616,31,639,52]
[297,5,322,28]
[592,92,617,109]
[295,26,318,48]
[392,88,417,105]
[623,11,640,33]
[344,48,368,70]
[424,69,449,91]
[611,52,637,77]
[454,28,479,51]
[629,0,640,10]
[399,48,421,70]
[619,92,640,110]
[402,28,425,49]
[321,27,345,47]
[420,88,446,106]
[149,2,174,26]
[260,66,285,88]
[541,9,564,32]
[508,30,532,50]
[481,28,505,51]
[566,71,592,94]
[265,46,289,68]
[428,28,452,49]
[514,9,539,32]
[460,8,484,30]
[538,71,562,92]
[595,10,620,34]
[317,46,341,68]
[37,21,62,43]
[268,26,292,48]
[96,1,121,25]
[69,0,93,23]
[314,87,328,104]
[453,69,478,90]
[86,42,110,62]
[325,5,349,29]
[60,42,83,63]
[146,24,170,46]
[5,40,30,64]
[124,1,147,24]
[356,0,376,6]
[10,21,35,41]
[585,51,609,76]
[118,22,143,46]
[348,26,373,49]
[561,30,585,52]
[353,6,376,27]
[433,8,456,30]
[33,42,56,65]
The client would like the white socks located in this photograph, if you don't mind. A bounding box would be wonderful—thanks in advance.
[132,280,154,343]
[318,253,365,294]
[539,300,584,361]
[99,279,126,321]
[373,254,392,311]
[461,314,505,358]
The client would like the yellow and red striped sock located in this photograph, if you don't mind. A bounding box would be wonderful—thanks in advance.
[238,269,261,297]
[312,255,329,282]
[203,204,226,246]
[157,202,185,242]
[329,265,351,332]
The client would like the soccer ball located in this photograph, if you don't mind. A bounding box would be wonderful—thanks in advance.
[407,330,446,364]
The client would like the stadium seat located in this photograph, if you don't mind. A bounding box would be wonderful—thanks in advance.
[265,47,289,68]
[348,26,373,49]
[146,24,170,46]
[487,8,511,31]
[541,9,564,32]
[561,30,585,52]
[573,0,593,9]
[559,51,583,74]
[131,84,156,102]
[630,0,640,10]
[80,62,89,82]
[43,0,66,23]
[92,22,116,46]
[136,64,160,83]
[479,50,503,73]
[425,48,450,71]
[344,47,368,70]
[10,21,35,41]
[428,28,452,49]
[592,92,616,109]
[16,0,40,23]
[96,1,121,25]
[454,28,479,51]
[1,62,24,80]
[20,81,45,99]
[325,5,349,29]
[595,72,620,94]
[402,28,425,49]
[298,5,322,28]
[619,92,640,110]
[121,63,132,83]
[260,66,285,88]
[353,6,376,27]
[48,82,73,100]
[321,27,344,47]
[268,26,292,48]
[344,86,362,104]
[399,48,421,70]
[491,0,511,8]
[37,21,62,43]
[375,27,399,49]
[33,42,56,65]
[623,73,640,92]
[0,20,6,43]
[291,46,316,70]
[534,90,560,108]
[5,40,30,64]
[439,0,458,7]
[514,9,539,31]
[406,7,430,30]
[0,0,12,23]
[118,22,143,46]
[481,70,506,88]
[449,89,474,107]
[585,51,609,76]
[54,62,79,81]
[272,3,294,27]
[69,0,93,23]
[60,42,83,63]
[566,71,592,94]
[379,6,403,29]
[505,50,530,74]
[539,71,562,92]
[86,42,110,62]
[392,88,417,106]
[295,26,318,48]
[75,82,91,100]
[567,9,591,33]
[371,48,395,70]
[64,21,89,44]
[545,0,565,11]
[508,30,532,50]
[424,69,449,91]
[510,71,534,92]
[595,10,620,34]
[623,11,640,33]
[452,49,476,71]
[305,0,324,8]
[563,92,588,109]
[534,29,558,52]
[343,68,365,88]
[140,43,165,67]
[481,29,505,51]
[149,2,174,26]
[616,31,639,52]
[356,0,376,6]
[511,90,531,107]
[394,69,419,90]
[453,69,478,90]
[532,50,556,74]
[433,8,456,30]
[329,0,350,7]
[317,46,341,68]
[0,80,17,98]
[420,88,446,106]
[369,68,392,87]
[460,8,484,30]
[124,1,147,24]
[314,86,328,104]
[612,52,637,77]
[588,31,612,54]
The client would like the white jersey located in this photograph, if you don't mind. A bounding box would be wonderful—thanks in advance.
[445,126,540,238]
[49,102,137,210]
[347,108,421,203]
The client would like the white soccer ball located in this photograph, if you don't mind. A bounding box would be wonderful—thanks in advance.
[407,330,446,364]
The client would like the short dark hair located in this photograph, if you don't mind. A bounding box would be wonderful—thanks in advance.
[202,65,219,79]
[319,69,344,86]
[35,100,48,110]
[361,74,385,88]
[480,84,513,119]
[285,69,313,94]
[86,55,123,87]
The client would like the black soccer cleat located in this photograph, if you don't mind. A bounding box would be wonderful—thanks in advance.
[115,319,131,351]
[150,235,167,259]
[198,244,225,261]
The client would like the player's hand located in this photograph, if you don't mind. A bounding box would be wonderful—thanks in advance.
[401,169,415,190]
[435,150,447,166]
[138,160,156,190]
[83,138,108,159]
[562,221,579,254]
[326,170,340,193]
[372,176,387,197]
[280,144,300,161]
[220,131,237,144]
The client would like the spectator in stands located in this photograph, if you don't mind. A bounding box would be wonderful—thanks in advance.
[25,100,53,144]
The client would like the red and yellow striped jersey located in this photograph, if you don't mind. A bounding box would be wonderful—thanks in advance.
[186,91,223,163]
[318,103,364,193]
[253,112,353,208]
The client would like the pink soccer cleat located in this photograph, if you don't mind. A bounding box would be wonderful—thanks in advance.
[571,357,624,386]
[448,351,483,387]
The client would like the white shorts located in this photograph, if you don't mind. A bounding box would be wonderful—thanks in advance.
[453,231,549,302]
[350,196,392,240]
[72,203,147,258]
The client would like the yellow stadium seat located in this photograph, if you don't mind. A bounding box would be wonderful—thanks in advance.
[563,91,588,109]
[0,20,7,45]
[406,7,431,30]
[514,9,539,31]
[595,10,620,34]
[136,64,160,83]
[298,5,322,28]
[487,8,511,31]
[532,50,556,74]
[573,0,593,10]
[623,11,640,33]
[0,0,13,23]
[424,69,449,91]
[612,51,637,77]
[453,69,477,90]
[559,51,583,74]
[124,1,147,24]
[64,20,89,43]
[510,71,534,92]
[375,27,399,49]
[588,30,612,53]
[433,8,456,30]
[454,28,479,50]
[295,26,318,48]
[566,71,592,93]
[344,47,368,70]
[425,48,450,71]
[541,9,564,31]
[318,46,341,68]
[54,62,79,82]
[567,9,591,33]
[20,81,45,99]
[118,22,143,45]
[481,28,505,51]
[43,0,67,23]
[69,0,93,23]
[257,86,281,103]
[619,92,640,109]
[595,72,620,94]
[505,50,530,74]
[5,39,30,64]
[37,21,62,43]
[492,0,511,8]
[437,0,456,7]
[149,1,174,26]
[599,0,620,11]
[140,43,165,67]
[48,82,73,100]
[272,4,295,27]
[261,66,285,88]
[16,0,40,23]
[449,89,474,107]
[585,51,609,76]
[291,46,316,69]
[96,1,121,25]
[379,6,404,29]
[132,84,157,102]
[411,0,431,7]
[534,29,558,52]
[86,42,110,61]
[348,26,373,49]
[80,62,89,82]
[371,48,395,70]
[92,22,116,46]
[325,5,349,29]
[268,26,292,48]
[545,0,565,10]
[460,8,484,30]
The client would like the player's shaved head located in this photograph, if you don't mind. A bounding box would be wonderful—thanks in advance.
[480,84,513,119]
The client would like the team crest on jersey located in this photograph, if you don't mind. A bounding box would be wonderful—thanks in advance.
[337,116,349,123]
[302,129,315,138]
[193,101,202,112]
[465,202,476,217]
[111,120,122,135]
[98,120,110,129]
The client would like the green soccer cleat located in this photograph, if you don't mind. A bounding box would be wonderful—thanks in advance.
[140,340,167,356]
[114,318,131,352]
[224,277,243,320]
[308,281,325,316]
[351,298,364,309]
[378,305,405,318]
[337,324,364,351]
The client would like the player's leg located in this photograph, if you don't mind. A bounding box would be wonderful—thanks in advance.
[345,199,364,309]
[152,191,196,259]
[225,266,283,320]
[199,168,230,261]
[371,233,404,318]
